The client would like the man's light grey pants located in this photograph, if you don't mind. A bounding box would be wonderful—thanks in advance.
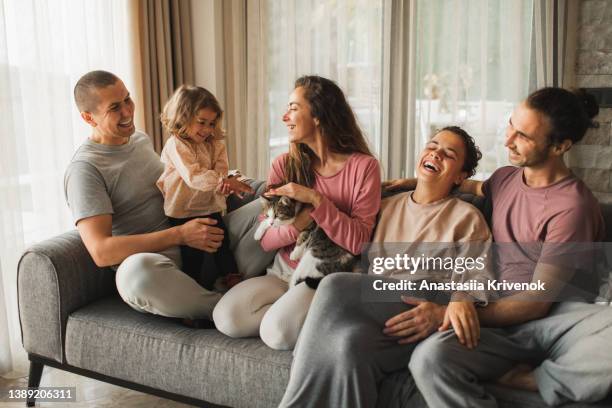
[116,199,275,319]
[410,301,612,407]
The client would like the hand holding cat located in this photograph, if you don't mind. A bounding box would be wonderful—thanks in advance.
[266,183,323,207]
[293,207,314,231]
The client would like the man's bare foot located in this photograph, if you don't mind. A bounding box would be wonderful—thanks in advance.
[497,364,538,392]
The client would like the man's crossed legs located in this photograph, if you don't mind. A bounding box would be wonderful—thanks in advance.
[411,302,612,407]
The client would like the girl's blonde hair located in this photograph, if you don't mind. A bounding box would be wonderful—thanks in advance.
[161,85,224,140]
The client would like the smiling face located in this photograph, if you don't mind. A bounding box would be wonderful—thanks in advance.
[417,130,468,189]
[184,108,219,143]
[282,86,318,144]
[505,102,553,168]
[85,80,135,144]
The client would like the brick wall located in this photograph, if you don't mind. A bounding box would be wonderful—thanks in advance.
[569,0,612,203]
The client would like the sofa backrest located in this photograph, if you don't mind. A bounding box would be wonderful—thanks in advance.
[230,180,611,241]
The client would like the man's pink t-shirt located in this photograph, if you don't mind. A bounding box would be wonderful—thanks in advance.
[483,166,604,290]
[259,153,381,269]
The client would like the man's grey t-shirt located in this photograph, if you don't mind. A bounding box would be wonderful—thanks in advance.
[64,131,171,236]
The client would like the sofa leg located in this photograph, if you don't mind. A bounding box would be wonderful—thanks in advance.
[26,360,44,407]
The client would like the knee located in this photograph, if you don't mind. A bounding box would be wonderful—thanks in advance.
[312,324,369,365]
[212,296,249,338]
[409,332,457,379]
[315,273,360,309]
[260,316,297,351]
[116,253,163,300]
[319,272,357,292]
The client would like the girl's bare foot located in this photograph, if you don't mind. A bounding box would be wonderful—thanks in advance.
[497,364,538,392]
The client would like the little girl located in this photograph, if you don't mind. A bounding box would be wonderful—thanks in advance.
[157,85,252,291]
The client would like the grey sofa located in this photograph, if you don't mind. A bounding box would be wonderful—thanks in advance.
[17,184,612,408]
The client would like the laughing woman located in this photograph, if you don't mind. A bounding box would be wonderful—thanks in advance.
[212,75,382,350]
[279,127,493,408]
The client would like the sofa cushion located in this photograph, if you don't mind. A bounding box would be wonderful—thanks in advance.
[64,297,292,408]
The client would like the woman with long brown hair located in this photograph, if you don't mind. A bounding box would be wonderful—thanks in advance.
[213,75,381,350]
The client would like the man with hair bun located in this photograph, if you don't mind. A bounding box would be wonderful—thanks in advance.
[398,87,611,407]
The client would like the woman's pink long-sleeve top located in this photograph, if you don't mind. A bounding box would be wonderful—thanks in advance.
[259,153,381,269]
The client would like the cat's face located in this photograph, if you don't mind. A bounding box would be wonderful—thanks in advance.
[261,195,301,225]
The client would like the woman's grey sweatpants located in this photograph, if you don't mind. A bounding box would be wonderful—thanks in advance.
[410,301,612,407]
[280,272,612,408]
[115,199,275,320]
[279,272,426,408]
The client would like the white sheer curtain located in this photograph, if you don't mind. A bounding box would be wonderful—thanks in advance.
[264,0,384,161]
[412,0,535,179]
[0,0,138,377]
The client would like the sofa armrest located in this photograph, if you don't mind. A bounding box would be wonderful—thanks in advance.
[17,230,116,363]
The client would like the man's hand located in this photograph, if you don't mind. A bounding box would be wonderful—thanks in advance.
[383,297,446,344]
[382,178,417,192]
[178,218,225,253]
[439,301,480,349]
[266,183,322,207]
[293,206,314,231]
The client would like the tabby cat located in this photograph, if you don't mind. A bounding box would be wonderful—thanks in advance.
[254,194,357,288]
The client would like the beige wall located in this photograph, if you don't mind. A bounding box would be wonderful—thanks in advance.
[569,0,612,202]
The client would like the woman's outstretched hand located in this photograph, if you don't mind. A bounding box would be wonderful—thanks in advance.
[266,182,323,207]
[438,301,480,349]
[383,297,446,344]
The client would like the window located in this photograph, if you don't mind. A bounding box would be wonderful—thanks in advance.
[414,0,534,178]
[265,0,384,161]
[2,0,137,244]
[262,0,535,179]
[0,0,137,372]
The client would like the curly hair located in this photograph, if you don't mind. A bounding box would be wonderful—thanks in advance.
[437,126,482,178]
[160,85,224,140]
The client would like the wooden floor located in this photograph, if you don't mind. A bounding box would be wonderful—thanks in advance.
[0,367,193,407]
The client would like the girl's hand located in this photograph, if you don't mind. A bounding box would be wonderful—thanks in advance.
[438,300,480,349]
[218,177,255,197]
[382,178,417,192]
[383,297,446,344]
[266,183,322,207]
[216,179,232,195]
